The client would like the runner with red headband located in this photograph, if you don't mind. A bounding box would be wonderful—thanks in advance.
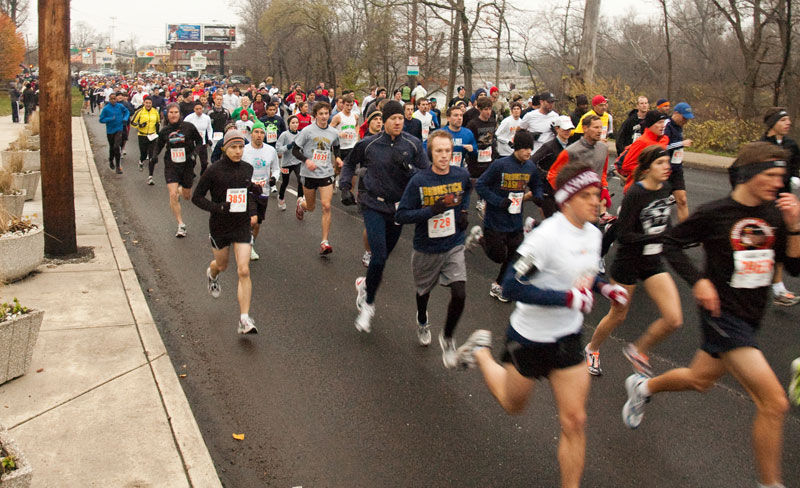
[456,162,628,488]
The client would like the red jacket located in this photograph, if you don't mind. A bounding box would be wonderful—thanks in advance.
[620,128,668,192]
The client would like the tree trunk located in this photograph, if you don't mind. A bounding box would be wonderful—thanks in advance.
[773,0,791,106]
[446,9,459,104]
[577,0,601,87]
[458,0,473,95]
[660,0,673,100]
[494,0,505,88]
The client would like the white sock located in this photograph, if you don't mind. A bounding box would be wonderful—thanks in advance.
[637,379,651,397]
[773,282,787,294]
[240,314,249,321]
[585,345,597,354]
[758,483,785,488]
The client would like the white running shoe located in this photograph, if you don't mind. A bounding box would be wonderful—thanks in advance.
[207,267,221,298]
[147,176,154,186]
[250,247,260,261]
[238,315,258,334]
[464,225,483,251]
[456,329,492,368]
[417,317,431,346]
[355,277,367,309]
[355,302,375,333]
[175,223,187,238]
[523,216,536,233]
[622,373,650,429]
[476,199,486,213]
[362,250,371,268]
[271,185,277,193]
[439,331,458,369]
[489,282,510,303]
[138,161,144,172]
[278,199,287,211]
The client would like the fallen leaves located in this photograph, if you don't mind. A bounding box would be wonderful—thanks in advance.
[232,433,245,441]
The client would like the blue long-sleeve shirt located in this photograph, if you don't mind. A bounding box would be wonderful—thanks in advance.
[340,131,430,214]
[424,126,477,169]
[475,154,541,232]
[99,102,130,134]
[395,166,472,253]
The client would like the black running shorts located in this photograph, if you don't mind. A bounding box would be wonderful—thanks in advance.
[164,159,195,188]
[699,309,759,358]
[501,326,584,379]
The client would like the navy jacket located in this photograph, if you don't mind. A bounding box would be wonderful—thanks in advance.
[476,154,541,232]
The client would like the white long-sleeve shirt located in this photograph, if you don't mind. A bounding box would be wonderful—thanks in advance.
[184,113,214,144]
[495,115,522,156]
[222,94,240,113]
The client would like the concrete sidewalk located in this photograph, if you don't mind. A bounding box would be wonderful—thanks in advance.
[0,116,221,487]
[605,140,733,172]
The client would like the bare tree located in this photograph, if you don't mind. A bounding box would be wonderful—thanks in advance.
[658,0,674,100]
[71,21,97,49]
[576,0,601,86]
[0,0,28,27]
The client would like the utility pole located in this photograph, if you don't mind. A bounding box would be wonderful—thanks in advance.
[39,0,77,255]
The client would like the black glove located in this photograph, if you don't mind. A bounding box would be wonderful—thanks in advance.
[500,198,512,209]
[248,182,263,195]
[341,190,356,206]
[457,210,469,231]
[220,201,231,213]
[431,197,449,215]
[269,176,276,187]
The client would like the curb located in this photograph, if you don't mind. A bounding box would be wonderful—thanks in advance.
[606,142,732,173]
[78,117,222,488]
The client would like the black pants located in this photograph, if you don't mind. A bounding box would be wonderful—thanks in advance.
[195,144,209,174]
[138,135,157,165]
[278,165,304,199]
[11,100,19,123]
[23,105,34,123]
[481,228,524,284]
[107,131,122,167]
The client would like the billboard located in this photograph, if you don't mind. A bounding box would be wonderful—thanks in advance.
[166,24,202,43]
[203,25,236,43]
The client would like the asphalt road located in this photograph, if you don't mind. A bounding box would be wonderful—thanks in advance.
[85,115,800,487]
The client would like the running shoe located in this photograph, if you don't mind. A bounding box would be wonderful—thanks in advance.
[489,282,510,303]
[623,343,653,377]
[622,373,650,429]
[206,267,221,298]
[456,329,492,368]
[523,217,536,233]
[116,167,123,174]
[598,257,607,275]
[175,223,187,238]
[475,199,486,214]
[271,185,277,193]
[585,346,602,376]
[416,317,431,347]
[138,161,144,172]
[122,149,127,156]
[238,315,258,334]
[320,240,333,255]
[355,277,367,310]
[355,302,375,333]
[439,331,458,369]
[773,290,800,306]
[295,197,306,220]
[464,225,483,251]
[362,251,371,268]
[147,176,154,186]
[790,357,800,407]
[250,247,260,261]
[278,199,286,211]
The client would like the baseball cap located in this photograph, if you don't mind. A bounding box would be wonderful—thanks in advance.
[591,95,608,106]
[673,102,694,119]
[539,92,557,103]
[553,115,575,130]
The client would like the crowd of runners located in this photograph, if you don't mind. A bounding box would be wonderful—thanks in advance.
[78,72,800,488]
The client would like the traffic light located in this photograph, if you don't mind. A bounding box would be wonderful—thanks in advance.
[106,47,112,54]
[86,47,92,53]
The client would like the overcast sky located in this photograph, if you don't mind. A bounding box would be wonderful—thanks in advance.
[22,0,650,48]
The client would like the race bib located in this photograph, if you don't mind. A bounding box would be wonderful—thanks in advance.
[730,249,775,289]
[422,127,430,139]
[632,132,641,143]
[427,209,455,238]
[478,148,492,163]
[226,188,247,213]
[508,192,524,214]
[170,147,186,163]
[252,177,267,187]
[601,126,608,140]
[312,149,330,166]
[453,138,462,146]
[643,224,666,255]
[339,129,356,142]
[266,126,277,143]
[450,152,463,167]
[671,149,684,166]
[147,133,158,141]
[281,167,289,174]
[212,132,223,141]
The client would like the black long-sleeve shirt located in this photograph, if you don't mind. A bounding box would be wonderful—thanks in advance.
[614,182,672,262]
[154,122,203,164]
[192,155,256,236]
[662,196,800,326]
[761,134,800,193]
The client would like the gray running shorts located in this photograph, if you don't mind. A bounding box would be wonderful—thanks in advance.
[411,245,466,296]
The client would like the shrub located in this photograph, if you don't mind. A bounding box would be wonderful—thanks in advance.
[29,112,39,136]
[684,118,762,155]
[5,153,23,174]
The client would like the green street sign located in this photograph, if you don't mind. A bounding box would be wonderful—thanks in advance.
[407,65,419,76]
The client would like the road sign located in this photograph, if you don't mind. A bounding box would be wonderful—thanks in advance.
[407,65,419,76]
[408,56,418,66]
[190,54,207,70]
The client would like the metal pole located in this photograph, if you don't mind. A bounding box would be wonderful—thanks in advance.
[39,0,77,255]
